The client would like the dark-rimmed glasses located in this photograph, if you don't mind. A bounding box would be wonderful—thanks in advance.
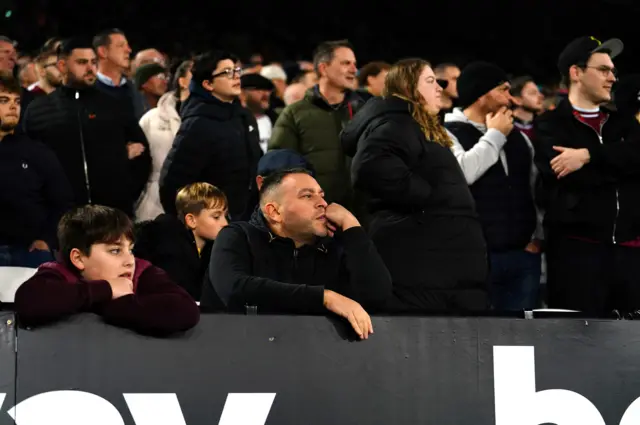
[211,67,243,80]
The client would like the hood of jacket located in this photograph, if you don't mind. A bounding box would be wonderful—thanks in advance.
[155,91,180,123]
[341,96,413,157]
[180,81,241,121]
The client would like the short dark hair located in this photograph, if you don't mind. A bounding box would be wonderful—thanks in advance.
[191,50,239,85]
[93,28,125,50]
[433,62,459,76]
[58,205,135,271]
[510,76,536,97]
[313,40,354,74]
[358,61,391,87]
[0,74,21,95]
[292,70,315,84]
[58,37,95,59]
[259,167,313,201]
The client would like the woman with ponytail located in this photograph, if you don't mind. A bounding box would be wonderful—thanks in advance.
[341,58,489,313]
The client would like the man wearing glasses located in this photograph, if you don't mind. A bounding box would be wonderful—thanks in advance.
[30,49,62,95]
[534,36,640,315]
[160,50,262,222]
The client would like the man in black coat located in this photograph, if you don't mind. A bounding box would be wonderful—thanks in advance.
[0,74,73,267]
[22,37,151,217]
[159,50,263,222]
[201,168,392,340]
[535,36,640,315]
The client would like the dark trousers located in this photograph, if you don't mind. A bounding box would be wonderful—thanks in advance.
[0,245,53,268]
[546,233,640,316]
[489,250,541,311]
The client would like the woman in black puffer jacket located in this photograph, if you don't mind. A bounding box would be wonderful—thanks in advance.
[341,58,489,314]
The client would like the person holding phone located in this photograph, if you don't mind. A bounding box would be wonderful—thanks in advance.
[201,168,392,340]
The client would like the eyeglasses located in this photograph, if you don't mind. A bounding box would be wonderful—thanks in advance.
[585,65,617,78]
[211,67,243,80]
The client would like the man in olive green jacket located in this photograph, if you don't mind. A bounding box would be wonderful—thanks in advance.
[269,40,366,209]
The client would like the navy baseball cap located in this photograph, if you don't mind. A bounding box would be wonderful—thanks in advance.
[558,36,623,75]
[257,149,315,177]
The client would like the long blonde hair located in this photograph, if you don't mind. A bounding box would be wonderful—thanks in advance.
[383,58,452,148]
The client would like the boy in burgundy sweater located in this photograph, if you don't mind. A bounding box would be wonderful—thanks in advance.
[15,205,200,334]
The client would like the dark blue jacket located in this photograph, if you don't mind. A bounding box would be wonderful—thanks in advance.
[159,84,263,221]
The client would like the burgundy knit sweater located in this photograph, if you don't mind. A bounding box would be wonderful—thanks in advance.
[15,258,200,334]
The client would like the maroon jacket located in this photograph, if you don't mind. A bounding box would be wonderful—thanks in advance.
[15,258,200,334]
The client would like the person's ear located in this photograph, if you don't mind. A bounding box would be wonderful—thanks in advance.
[569,65,582,83]
[185,213,198,230]
[69,248,86,271]
[256,175,264,190]
[263,202,282,223]
[56,58,66,74]
[512,96,523,107]
[201,79,214,92]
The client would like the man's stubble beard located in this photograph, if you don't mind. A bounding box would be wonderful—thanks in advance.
[0,121,17,132]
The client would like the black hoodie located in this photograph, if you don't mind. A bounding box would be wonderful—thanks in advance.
[159,85,263,221]
[200,208,392,313]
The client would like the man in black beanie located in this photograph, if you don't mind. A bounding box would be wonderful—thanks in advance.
[444,61,541,312]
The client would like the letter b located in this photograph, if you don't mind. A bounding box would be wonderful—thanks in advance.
[493,346,605,425]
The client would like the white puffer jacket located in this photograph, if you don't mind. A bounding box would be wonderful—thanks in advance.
[135,92,181,222]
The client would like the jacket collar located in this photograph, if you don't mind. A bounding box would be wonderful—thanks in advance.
[555,97,615,118]
[248,207,330,253]
[305,85,364,111]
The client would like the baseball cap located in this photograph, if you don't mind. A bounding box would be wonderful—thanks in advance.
[558,36,623,75]
[257,149,315,177]
[241,73,274,91]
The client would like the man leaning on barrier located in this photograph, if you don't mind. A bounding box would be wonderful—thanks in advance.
[201,168,392,340]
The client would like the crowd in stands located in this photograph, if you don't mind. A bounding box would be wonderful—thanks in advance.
[2,29,640,338]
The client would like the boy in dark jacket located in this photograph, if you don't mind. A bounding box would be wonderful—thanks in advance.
[15,205,200,335]
[135,182,229,300]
